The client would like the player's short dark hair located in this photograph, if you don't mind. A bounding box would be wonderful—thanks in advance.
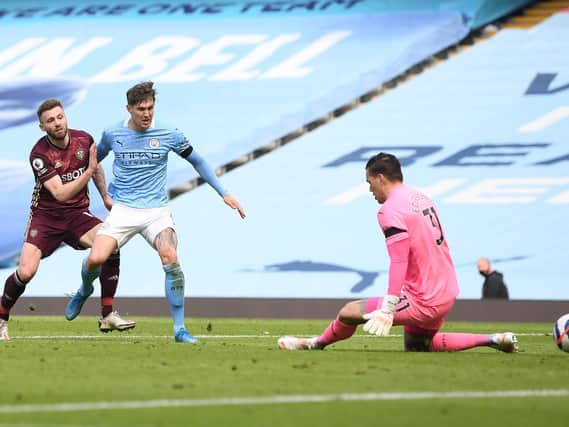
[126,81,156,106]
[365,152,403,182]
[37,98,63,120]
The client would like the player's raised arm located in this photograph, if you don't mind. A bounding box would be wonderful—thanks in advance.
[184,148,246,219]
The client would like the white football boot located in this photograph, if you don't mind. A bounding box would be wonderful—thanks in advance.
[0,319,9,341]
[277,336,322,350]
[98,311,136,333]
[489,332,518,353]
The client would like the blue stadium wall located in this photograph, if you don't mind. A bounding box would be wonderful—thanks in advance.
[2,0,567,303]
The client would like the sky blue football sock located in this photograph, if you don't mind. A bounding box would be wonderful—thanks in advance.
[164,263,185,333]
[80,258,100,296]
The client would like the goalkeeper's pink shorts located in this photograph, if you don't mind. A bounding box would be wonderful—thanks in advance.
[365,295,455,337]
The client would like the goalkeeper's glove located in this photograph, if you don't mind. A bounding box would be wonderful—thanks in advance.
[362,295,400,336]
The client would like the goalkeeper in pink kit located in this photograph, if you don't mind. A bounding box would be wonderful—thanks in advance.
[278,153,518,353]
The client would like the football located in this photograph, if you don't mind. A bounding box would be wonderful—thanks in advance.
[553,313,569,352]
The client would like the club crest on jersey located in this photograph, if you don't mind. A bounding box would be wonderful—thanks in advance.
[149,138,160,149]
[75,150,85,160]
[54,160,62,169]
[29,229,38,238]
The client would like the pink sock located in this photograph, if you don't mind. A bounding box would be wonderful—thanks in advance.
[316,316,357,347]
[430,333,490,352]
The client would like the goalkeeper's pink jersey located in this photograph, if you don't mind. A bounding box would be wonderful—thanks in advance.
[377,184,459,305]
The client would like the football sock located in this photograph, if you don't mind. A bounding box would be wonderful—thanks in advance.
[0,271,28,321]
[429,333,490,351]
[164,263,185,333]
[316,316,357,348]
[100,251,120,317]
[81,258,100,295]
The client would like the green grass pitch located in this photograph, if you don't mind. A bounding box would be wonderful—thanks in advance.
[0,316,567,426]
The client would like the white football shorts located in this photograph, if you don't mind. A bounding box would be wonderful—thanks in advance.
[97,203,176,249]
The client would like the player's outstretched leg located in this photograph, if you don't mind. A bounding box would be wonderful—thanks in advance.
[278,302,360,350]
[278,301,360,351]
[65,259,100,320]
[429,331,518,353]
[98,311,136,333]
[278,316,355,350]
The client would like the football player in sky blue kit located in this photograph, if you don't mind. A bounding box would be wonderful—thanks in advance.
[66,81,246,343]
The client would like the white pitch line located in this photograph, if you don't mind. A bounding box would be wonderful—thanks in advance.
[9,334,278,340]
[0,389,568,414]
[8,333,550,340]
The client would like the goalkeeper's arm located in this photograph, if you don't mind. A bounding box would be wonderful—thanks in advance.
[363,237,409,336]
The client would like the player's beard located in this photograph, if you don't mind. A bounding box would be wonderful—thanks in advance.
[46,126,68,143]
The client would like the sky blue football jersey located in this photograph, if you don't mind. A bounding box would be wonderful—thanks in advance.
[97,119,192,208]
